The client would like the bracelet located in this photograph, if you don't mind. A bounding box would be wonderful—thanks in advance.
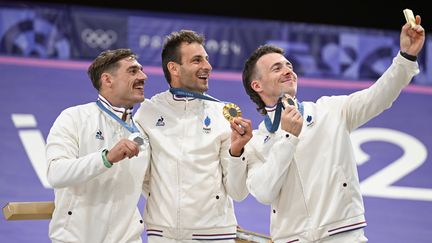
[102,149,113,168]
[400,51,417,61]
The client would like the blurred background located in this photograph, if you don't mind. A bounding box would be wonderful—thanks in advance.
[1,1,431,242]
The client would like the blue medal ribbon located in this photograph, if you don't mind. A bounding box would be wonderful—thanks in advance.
[264,100,304,133]
[169,88,222,103]
[96,100,139,133]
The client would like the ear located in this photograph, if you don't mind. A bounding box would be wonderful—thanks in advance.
[167,61,179,77]
[250,79,262,93]
[100,72,112,88]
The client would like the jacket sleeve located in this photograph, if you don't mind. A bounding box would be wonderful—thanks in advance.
[46,108,109,188]
[341,53,420,131]
[246,132,299,205]
[219,131,249,202]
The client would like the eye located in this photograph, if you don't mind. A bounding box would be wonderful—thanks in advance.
[272,66,281,72]
[286,62,294,70]
[129,68,139,74]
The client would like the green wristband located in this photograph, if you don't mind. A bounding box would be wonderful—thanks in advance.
[102,149,113,168]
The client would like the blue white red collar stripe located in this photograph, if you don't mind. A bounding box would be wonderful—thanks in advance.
[172,94,196,101]
[98,94,132,118]
[265,104,278,112]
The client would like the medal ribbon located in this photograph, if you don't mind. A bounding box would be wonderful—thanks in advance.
[264,100,304,133]
[169,88,223,103]
[96,100,139,133]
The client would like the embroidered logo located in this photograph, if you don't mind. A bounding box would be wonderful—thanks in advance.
[95,129,104,140]
[155,116,165,126]
[306,115,314,127]
[264,135,271,143]
[203,116,211,133]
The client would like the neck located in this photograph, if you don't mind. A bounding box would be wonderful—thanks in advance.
[99,94,132,109]
[262,96,279,108]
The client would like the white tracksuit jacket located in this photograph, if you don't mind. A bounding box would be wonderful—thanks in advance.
[46,98,150,243]
[246,53,419,242]
[134,90,249,241]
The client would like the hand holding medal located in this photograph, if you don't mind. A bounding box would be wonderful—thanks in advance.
[129,132,147,151]
[279,93,303,137]
[226,104,252,156]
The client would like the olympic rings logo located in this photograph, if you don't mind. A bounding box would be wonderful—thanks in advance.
[81,28,118,49]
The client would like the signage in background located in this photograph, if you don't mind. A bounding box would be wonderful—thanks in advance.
[0,2,430,84]
[70,8,128,59]
[0,6,71,59]
[128,16,283,70]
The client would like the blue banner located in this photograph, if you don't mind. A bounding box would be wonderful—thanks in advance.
[70,8,128,59]
[128,16,283,70]
[0,6,71,58]
[270,23,431,84]
[0,2,431,84]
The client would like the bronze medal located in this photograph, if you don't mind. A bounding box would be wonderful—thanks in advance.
[281,93,298,110]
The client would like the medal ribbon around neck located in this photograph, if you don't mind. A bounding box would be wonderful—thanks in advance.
[170,88,222,102]
[169,88,242,121]
[96,100,139,133]
[264,99,304,133]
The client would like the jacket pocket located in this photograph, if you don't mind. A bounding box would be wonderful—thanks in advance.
[50,192,81,242]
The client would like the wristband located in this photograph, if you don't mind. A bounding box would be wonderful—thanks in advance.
[400,51,417,61]
[102,149,113,168]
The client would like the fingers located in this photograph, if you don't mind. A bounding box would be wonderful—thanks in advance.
[413,23,425,34]
[282,104,300,117]
[281,98,289,108]
[231,117,252,136]
[280,105,303,137]
[402,22,410,31]
[123,140,140,158]
[107,139,140,163]
[416,15,421,25]
[229,117,253,156]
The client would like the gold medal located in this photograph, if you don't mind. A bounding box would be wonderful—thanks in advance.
[281,93,298,110]
[223,103,242,122]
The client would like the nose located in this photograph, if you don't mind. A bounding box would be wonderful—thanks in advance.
[139,70,148,80]
[283,65,293,75]
[203,59,212,71]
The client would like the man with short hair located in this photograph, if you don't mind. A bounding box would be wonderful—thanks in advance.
[242,16,425,242]
[46,48,150,243]
[135,30,252,242]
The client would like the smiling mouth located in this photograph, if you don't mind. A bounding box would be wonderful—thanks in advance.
[281,78,295,83]
[197,71,210,79]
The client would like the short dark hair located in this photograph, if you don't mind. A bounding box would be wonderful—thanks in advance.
[161,30,205,85]
[87,48,137,91]
[242,44,284,115]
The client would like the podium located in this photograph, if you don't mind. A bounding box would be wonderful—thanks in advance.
[3,201,272,243]
[3,201,54,220]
